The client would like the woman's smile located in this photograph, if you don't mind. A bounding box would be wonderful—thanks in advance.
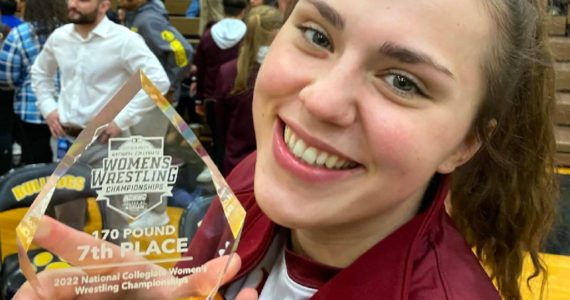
[272,118,362,182]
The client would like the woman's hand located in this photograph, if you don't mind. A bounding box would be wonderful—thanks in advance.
[14,216,258,300]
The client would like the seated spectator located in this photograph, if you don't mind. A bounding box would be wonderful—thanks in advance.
[0,0,21,29]
[192,0,247,101]
[0,0,66,166]
[215,5,282,175]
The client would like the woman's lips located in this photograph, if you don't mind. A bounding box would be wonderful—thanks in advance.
[272,119,361,182]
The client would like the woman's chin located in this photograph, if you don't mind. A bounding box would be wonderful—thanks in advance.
[254,181,318,229]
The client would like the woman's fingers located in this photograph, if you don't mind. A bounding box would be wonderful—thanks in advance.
[172,254,243,298]
[31,215,149,281]
[33,216,137,268]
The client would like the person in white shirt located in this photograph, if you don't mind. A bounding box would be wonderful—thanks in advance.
[32,0,169,140]
[31,0,170,233]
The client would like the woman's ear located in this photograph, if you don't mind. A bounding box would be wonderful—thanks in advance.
[437,119,496,174]
[436,135,482,174]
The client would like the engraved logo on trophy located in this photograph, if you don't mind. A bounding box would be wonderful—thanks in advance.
[91,136,178,220]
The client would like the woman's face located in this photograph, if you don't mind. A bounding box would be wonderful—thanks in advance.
[253,0,493,232]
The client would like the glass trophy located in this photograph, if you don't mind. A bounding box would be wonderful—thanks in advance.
[15,71,246,299]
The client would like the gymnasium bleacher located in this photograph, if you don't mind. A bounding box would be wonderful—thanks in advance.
[552,7,570,165]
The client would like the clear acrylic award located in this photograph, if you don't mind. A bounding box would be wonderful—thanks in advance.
[15,71,245,299]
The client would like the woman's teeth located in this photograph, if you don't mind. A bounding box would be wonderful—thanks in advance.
[284,125,357,170]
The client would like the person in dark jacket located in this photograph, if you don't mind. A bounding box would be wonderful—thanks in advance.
[117,0,194,228]
[214,5,282,175]
[14,0,558,299]
[120,0,193,102]
[192,0,247,101]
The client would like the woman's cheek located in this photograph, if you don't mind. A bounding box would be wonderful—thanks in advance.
[365,112,426,173]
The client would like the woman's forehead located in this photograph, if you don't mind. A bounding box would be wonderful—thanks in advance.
[291,0,494,80]
[292,0,492,42]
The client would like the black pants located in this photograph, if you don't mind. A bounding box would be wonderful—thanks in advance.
[0,132,11,175]
[14,120,52,165]
[0,89,14,174]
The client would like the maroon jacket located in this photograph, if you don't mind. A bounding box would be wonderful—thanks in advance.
[179,153,500,299]
[214,59,258,175]
[193,29,240,100]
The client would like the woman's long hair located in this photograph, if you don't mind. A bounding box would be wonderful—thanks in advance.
[24,0,67,38]
[232,5,283,94]
[451,1,557,299]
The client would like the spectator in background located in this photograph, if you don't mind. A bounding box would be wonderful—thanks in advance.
[32,0,169,145]
[117,6,126,24]
[15,0,23,13]
[199,0,223,32]
[121,0,193,104]
[119,0,194,227]
[0,0,21,29]
[215,5,282,175]
[550,0,568,15]
[0,0,21,174]
[0,0,67,165]
[185,0,200,17]
[192,0,247,102]
[106,8,121,23]
[31,0,169,232]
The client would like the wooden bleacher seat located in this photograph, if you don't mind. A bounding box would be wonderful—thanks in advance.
[555,152,570,166]
[165,0,191,16]
[550,37,570,61]
[555,126,570,152]
[548,15,568,36]
[170,16,200,37]
[554,93,570,124]
[556,63,570,91]
[548,9,570,166]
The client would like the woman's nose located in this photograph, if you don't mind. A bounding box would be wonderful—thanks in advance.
[298,64,359,127]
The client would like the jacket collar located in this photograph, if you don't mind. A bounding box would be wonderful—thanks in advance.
[235,171,451,299]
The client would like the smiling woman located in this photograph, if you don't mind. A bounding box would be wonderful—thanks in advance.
[13,0,557,299]
[241,0,555,299]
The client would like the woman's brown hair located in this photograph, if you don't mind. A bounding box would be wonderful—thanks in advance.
[24,0,67,38]
[452,1,557,299]
[283,1,557,299]
[232,5,283,94]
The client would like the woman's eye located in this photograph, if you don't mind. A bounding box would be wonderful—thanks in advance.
[299,26,332,50]
[382,73,427,98]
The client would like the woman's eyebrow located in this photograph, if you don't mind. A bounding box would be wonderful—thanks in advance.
[379,42,455,80]
[305,0,345,30]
